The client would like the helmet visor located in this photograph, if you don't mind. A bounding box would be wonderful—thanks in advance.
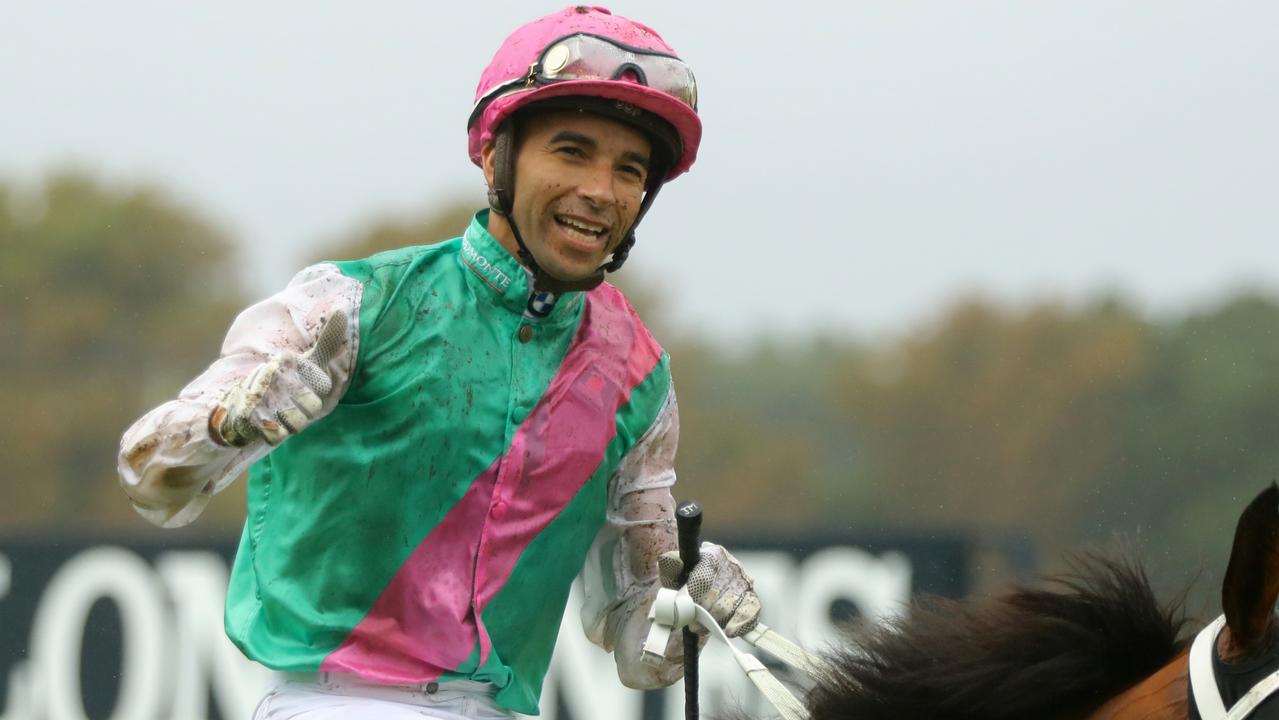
[537,33,697,110]
[471,33,698,125]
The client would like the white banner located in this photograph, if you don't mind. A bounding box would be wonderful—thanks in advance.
[0,544,917,720]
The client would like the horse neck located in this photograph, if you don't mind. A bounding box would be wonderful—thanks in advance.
[1086,648,1190,720]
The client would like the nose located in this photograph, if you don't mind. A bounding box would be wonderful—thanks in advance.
[576,160,617,207]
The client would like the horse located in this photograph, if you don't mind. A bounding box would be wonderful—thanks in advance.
[796,483,1279,720]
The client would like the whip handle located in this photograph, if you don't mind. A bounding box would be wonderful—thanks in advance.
[676,501,703,720]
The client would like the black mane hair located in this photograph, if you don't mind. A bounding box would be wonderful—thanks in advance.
[806,554,1190,720]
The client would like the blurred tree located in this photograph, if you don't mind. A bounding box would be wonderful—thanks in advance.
[288,197,1279,602]
[837,296,1153,550]
[822,292,1279,603]
[1110,293,1279,601]
[0,170,247,532]
[670,336,867,533]
[11,163,1274,605]
[305,198,481,265]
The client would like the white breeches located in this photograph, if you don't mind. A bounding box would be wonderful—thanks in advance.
[253,674,515,720]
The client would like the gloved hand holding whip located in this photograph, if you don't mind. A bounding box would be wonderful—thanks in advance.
[658,542,763,638]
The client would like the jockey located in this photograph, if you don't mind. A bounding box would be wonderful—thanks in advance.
[116,6,761,719]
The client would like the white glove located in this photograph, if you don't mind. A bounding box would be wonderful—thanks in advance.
[209,311,347,447]
[658,542,762,638]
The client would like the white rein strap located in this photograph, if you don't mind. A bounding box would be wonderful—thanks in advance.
[742,623,833,678]
[1190,614,1279,720]
[644,586,813,720]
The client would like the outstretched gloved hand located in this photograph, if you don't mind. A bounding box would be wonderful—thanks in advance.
[658,542,762,637]
[209,311,347,447]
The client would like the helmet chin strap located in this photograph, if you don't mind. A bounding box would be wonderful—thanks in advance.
[487,123,664,295]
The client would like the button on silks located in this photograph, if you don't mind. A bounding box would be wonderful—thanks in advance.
[518,324,533,343]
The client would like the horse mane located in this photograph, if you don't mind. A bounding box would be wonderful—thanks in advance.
[806,553,1190,720]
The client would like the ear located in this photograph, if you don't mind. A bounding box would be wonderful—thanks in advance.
[481,140,498,189]
[1221,482,1279,657]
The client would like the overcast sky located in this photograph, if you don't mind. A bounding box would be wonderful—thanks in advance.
[3,1,1277,342]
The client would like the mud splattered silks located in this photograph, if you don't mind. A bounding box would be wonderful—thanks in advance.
[217,212,672,715]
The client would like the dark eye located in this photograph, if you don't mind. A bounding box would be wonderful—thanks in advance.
[556,146,587,159]
[619,164,646,181]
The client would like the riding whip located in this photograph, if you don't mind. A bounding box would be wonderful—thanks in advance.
[643,501,818,720]
[676,501,703,720]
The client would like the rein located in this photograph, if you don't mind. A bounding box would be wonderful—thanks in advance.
[1190,615,1279,719]
[645,586,826,720]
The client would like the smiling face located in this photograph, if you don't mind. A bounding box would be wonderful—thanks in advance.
[483,110,652,283]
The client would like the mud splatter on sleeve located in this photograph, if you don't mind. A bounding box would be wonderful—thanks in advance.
[579,385,702,688]
[117,263,363,528]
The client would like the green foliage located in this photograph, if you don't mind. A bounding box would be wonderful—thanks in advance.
[308,202,1279,601]
[306,199,482,265]
[1110,295,1279,599]
[668,336,868,533]
[9,175,1279,608]
[0,170,247,531]
[839,296,1153,537]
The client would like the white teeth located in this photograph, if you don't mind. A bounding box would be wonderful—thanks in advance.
[556,216,606,235]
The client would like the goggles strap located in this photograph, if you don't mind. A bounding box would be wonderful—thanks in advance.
[604,177,661,273]
[489,125,597,293]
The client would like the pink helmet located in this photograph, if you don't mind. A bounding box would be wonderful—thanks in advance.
[468,5,701,181]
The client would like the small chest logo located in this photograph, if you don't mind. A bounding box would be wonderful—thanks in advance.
[461,240,513,293]
[526,292,558,318]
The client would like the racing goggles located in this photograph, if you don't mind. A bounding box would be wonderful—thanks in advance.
[472,33,698,122]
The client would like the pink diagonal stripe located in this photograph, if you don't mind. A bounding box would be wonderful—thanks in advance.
[474,288,663,613]
[322,285,662,682]
[319,458,499,683]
